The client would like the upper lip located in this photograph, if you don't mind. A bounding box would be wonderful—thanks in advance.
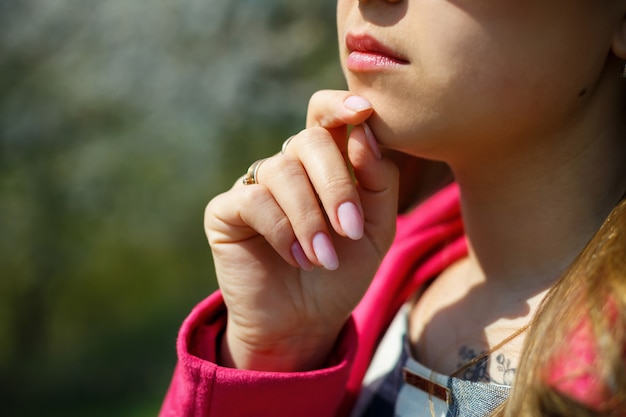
[345,33,409,63]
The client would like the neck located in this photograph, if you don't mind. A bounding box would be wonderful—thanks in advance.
[451,113,626,296]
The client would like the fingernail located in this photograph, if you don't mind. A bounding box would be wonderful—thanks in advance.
[312,233,339,271]
[338,202,364,240]
[344,96,372,112]
[291,241,314,271]
[362,123,382,160]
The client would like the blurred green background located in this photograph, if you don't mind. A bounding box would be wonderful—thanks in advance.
[0,0,343,415]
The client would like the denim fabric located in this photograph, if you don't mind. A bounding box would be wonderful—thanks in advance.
[356,308,511,417]
[447,376,510,417]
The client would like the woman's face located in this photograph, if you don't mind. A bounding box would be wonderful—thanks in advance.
[337,0,618,161]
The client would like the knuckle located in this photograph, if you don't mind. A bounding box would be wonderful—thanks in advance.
[270,157,306,182]
[308,89,332,107]
[204,195,228,243]
[307,90,340,127]
[266,215,293,244]
[300,126,333,149]
[292,203,326,229]
[322,175,355,199]
[255,155,277,181]
[204,193,226,226]
[307,125,332,138]
[308,90,324,106]
[279,129,305,158]
[257,154,296,184]
[241,185,271,208]
[284,126,335,158]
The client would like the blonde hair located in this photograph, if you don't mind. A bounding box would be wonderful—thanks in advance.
[496,196,626,416]
[389,151,626,416]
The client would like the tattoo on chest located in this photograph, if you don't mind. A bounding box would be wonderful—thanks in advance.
[456,346,517,385]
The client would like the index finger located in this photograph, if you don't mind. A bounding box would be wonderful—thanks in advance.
[306,90,374,130]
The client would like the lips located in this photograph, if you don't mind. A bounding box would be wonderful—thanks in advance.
[345,33,409,71]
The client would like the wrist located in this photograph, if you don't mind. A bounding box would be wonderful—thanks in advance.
[219,324,341,372]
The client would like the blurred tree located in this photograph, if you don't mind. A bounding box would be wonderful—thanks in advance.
[0,0,343,415]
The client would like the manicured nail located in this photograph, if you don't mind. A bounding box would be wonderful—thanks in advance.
[362,123,382,160]
[338,202,364,240]
[344,96,372,112]
[312,233,339,271]
[291,241,314,271]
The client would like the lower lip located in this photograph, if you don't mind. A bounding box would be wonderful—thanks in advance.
[346,51,408,71]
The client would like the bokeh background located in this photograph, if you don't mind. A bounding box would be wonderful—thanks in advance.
[0,0,344,415]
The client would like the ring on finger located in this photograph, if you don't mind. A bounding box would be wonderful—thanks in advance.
[281,135,295,155]
[242,158,267,185]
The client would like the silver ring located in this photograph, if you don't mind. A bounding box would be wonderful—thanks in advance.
[281,135,295,155]
[242,158,267,185]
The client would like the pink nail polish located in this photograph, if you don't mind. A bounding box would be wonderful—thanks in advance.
[312,233,339,271]
[338,202,364,240]
[362,123,382,160]
[344,96,372,112]
[291,241,314,271]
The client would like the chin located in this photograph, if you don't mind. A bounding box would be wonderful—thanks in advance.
[347,80,465,160]
[361,102,446,160]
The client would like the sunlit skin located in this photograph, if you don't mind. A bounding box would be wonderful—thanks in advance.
[205,0,626,375]
[338,0,621,162]
[339,0,626,376]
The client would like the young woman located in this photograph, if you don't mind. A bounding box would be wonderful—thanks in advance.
[160,0,626,415]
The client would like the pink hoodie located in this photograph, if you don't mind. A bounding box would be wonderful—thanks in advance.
[160,184,465,417]
[160,183,617,416]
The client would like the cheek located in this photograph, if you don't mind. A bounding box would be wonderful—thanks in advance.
[345,75,461,157]
[344,38,501,154]
[336,0,350,36]
[340,0,611,157]
[346,59,557,159]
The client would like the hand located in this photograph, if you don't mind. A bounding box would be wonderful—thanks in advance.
[205,90,399,371]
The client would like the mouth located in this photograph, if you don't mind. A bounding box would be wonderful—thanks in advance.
[345,33,409,71]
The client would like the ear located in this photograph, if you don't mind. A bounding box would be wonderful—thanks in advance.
[612,13,626,59]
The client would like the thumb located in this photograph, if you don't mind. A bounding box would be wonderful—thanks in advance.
[348,124,399,246]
